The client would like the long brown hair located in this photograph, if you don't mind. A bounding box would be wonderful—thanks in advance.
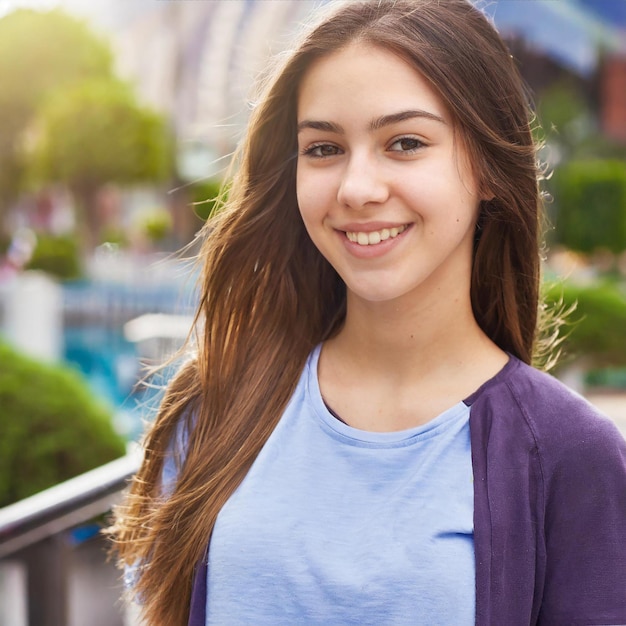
[109,1,543,623]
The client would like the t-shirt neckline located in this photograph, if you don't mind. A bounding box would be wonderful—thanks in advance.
[306,344,471,447]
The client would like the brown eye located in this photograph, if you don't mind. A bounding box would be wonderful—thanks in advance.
[320,145,339,156]
[304,143,341,158]
[389,137,424,153]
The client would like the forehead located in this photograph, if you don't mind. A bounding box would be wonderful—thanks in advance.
[297,42,449,123]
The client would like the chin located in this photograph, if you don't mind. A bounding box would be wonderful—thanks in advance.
[346,286,405,304]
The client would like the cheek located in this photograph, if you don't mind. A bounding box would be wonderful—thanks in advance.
[296,189,313,227]
[295,167,311,219]
[296,189,319,239]
[434,160,482,222]
[296,169,332,222]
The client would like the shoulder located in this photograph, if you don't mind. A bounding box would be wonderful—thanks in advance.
[469,355,626,475]
[507,358,620,449]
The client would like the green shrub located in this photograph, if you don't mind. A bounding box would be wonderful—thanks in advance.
[0,342,126,507]
[137,207,173,242]
[190,179,225,221]
[543,281,626,369]
[551,160,626,253]
[25,232,82,279]
[100,226,129,248]
[586,367,626,389]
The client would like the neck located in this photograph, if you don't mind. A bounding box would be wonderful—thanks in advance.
[330,286,492,378]
[318,287,508,431]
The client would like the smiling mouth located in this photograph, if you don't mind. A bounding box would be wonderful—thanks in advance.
[345,225,408,246]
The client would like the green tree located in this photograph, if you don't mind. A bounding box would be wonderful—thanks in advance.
[544,281,626,369]
[0,341,126,507]
[537,81,591,153]
[537,79,626,164]
[551,160,626,254]
[0,9,113,223]
[25,232,83,280]
[28,78,172,246]
[190,178,225,221]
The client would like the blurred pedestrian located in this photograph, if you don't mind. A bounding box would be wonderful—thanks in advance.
[108,1,626,624]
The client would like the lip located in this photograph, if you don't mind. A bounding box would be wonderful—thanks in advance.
[337,223,412,258]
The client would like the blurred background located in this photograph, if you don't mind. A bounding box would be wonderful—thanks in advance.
[0,1,625,624]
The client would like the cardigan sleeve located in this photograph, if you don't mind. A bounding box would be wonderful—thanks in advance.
[538,410,626,625]
[470,358,626,625]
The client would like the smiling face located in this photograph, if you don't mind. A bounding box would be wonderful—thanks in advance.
[296,42,485,312]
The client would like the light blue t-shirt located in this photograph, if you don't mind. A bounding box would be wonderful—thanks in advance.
[204,345,475,625]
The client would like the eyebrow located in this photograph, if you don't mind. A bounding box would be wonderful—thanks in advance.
[296,109,446,134]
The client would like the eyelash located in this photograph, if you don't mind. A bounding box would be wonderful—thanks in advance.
[300,136,426,159]
[301,143,341,158]
[388,136,425,153]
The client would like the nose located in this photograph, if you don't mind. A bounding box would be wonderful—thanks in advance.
[336,152,389,209]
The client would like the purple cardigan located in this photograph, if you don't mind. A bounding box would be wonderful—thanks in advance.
[188,356,626,625]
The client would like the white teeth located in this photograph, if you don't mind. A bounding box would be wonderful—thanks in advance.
[368,231,381,245]
[346,224,407,246]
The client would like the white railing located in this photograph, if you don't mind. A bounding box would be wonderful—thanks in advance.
[0,450,141,626]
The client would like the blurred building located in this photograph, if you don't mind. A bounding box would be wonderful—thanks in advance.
[68,0,625,157]
[75,0,324,180]
[602,55,626,142]
[63,0,626,157]
[490,0,626,144]
[14,0,624,164]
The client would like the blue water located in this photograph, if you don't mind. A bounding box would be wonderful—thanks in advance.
[63,326,169,441]
[61,278,198,440]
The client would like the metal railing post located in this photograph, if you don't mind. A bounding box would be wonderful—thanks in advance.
[21,535,69,626]
[0,450,141,626]
[0,559,28,626]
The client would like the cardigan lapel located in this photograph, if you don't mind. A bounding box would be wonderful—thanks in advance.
[187,550,208,626]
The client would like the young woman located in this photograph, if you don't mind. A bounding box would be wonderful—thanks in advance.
[109,1,626,624]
